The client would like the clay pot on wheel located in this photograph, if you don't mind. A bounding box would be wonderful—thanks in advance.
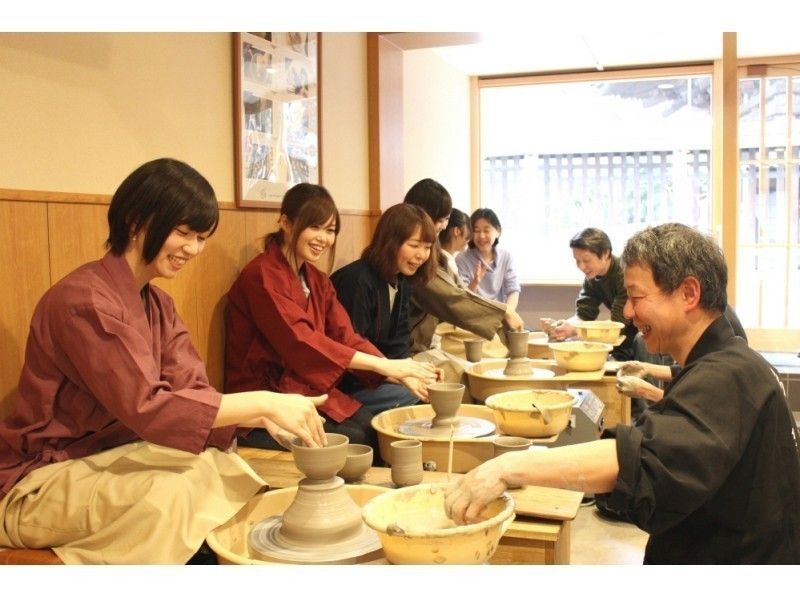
[428,382,465,428]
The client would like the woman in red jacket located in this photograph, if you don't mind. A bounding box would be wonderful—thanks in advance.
[225,183,439,452]
[0,158,326,564]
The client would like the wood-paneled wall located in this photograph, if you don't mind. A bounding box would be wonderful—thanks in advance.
[0,192,377,417]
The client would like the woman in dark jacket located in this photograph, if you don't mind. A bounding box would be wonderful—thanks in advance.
[331,203,440,412]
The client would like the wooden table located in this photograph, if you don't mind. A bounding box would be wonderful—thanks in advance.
[238,447,582,564]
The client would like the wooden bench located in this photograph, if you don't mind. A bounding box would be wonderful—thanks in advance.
[0,548,62,565]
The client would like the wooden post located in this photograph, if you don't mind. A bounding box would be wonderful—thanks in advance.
[712,32,738,305]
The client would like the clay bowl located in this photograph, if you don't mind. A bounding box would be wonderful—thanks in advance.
[361,483,515,564]
[485,389,576,437]
[290,432,349,480]
[337,444,373,483]
[548,341,612,372]
[574,320,624,344]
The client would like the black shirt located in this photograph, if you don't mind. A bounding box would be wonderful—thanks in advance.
[575,255,638,360]
[331,259,411,360]
[604,316,800,563]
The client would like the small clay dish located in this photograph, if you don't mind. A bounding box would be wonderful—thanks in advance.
[337,443,373,483]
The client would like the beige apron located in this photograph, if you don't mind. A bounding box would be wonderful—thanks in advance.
[0,441,265,564]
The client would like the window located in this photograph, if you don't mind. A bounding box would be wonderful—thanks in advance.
[480,70,713,283]
[736,72,800,331]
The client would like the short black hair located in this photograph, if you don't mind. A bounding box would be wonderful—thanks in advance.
[403,178,453,222]
[468,207,502,249]
[439,207,469,246]
[569,227,612,259]
[106,158,218,263]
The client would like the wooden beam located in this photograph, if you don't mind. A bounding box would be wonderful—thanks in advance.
[367,34,404,213]
[712,32,738,305]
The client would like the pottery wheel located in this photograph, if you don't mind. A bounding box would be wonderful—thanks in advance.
[481,367,557,380]
[248,516,383,564]
[397,416,496,438]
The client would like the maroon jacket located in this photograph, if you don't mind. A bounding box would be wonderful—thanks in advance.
[225,241,383,423]
[0,253,233,499]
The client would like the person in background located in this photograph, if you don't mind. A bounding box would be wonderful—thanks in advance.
[403,178,524,357]
[456,208,521,311]
[225,183,438,453]
[438,207,470,277]
[331,204,441,412]
[445,223,800,564]
[0,158,326,564]
[551,227,638,361]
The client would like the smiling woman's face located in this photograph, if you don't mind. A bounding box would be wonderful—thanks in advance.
[471,218,499,252]
[291,215,337,266]
[396,225,432,276]
[129,225,209,285]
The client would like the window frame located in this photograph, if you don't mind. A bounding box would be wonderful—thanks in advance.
[474,60,800,352]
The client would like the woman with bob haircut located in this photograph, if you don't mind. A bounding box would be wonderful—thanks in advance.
[0,158,326,564]
[331,203,441,412]
[225,184,439,452]
[456,207,521,309]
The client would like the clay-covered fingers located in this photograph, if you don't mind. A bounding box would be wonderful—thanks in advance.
[280,393,327,447]
[443,483,489,525]
[443,482,469,525]
[444,464,507,525]
[617,361,647,379]
[615,375,649,397]
[504,310,524,331]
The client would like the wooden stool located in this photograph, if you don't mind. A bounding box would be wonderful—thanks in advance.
[0,548,63,565]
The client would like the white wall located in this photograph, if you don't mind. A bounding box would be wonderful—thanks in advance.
[402,48,471,211]
[319,33,369,210]
[0,32,371,211]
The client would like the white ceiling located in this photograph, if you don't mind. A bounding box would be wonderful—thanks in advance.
[384,32,800,76]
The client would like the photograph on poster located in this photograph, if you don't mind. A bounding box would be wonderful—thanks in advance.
[233,32,319,207]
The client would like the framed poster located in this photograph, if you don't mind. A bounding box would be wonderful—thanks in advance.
[233,32,320,207]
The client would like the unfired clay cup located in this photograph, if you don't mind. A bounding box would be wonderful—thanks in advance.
[463,338,484,362]
[336,443,373,483]
[390,439,423,487]
[428,382,465,428]
[290,433,349,481]
[506,330,531,359]
[492,436,532,457]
